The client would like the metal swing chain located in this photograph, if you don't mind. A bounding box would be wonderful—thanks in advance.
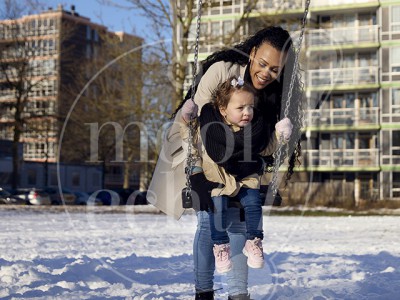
[268,0,311,200]
[185,0,203,198]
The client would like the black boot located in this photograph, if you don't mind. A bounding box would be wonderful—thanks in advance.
[195,290,214,300]
[228,294,251,300]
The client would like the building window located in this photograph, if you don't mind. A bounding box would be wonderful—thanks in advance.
[27,169,36,185]
[360,92,378,108]
[393,89,400,114]
[93,173,100,186]
[358,133,374,149]
[93,29,99,42]
[50,171,57,186]
[86,44,92,59]
[72,172,80,187]
[222,20,232,35]
[332,93,355,108]
[86,25,91,40]
[391,47,400,72]
[393,172,400,198]
[392,6,400,31]
[359,13,376,26]
[393,131,400,156]
[332,133,355,149]
[211,22,220,39]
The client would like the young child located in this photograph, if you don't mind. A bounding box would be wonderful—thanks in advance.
[181,76,273,273]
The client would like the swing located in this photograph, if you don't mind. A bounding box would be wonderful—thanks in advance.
[182,0,311,209]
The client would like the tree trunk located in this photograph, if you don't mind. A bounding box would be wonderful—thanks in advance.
[11,133,20,189]
[123,161,130,189]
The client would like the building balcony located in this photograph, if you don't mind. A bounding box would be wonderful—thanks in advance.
[302,148,379,169]
[255,0,305,11]
[310,0,378,8]
[307,67,379,90]
[306,107,379,129]
[307,25,379,49]
[252,0,377,12]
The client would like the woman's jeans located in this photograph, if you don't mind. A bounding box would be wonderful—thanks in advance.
[210,188,263,244]
[194,208,248,296]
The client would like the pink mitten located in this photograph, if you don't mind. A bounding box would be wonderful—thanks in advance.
[181,99,198,123]
[275,117,293,141]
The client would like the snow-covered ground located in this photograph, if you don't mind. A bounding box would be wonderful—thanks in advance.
[0,206,399,300]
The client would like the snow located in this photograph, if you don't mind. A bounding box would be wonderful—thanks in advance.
[0,206,399,299]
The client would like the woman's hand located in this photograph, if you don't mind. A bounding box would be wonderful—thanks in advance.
[181,99,198,123]
[275,117,293,142]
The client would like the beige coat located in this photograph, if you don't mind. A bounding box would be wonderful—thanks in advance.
[147,61,276,220]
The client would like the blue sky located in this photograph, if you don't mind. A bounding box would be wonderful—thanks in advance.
[45,0,149,37]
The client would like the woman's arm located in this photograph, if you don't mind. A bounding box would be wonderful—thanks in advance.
[193,61,235,111]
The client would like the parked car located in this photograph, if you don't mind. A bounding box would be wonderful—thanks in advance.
[126,190,148,205]
[109,188,148,205]
[92,190,121,206]
[73,191,89,205]
[73,191,102,206]
[0,188,25,205]
[43,187,77,205]
[11,188,51,205]
[111,188,135,205]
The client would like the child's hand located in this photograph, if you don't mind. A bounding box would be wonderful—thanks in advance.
[181,99,198,123]
[275,117,293,142]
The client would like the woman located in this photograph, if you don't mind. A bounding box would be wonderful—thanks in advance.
[147,26,304,299]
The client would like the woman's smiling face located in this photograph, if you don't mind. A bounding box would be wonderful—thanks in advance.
[249,42,287,90]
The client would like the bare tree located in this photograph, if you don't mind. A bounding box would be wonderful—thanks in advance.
[98,0,260,109]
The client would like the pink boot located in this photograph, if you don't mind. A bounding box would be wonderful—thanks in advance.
[213,243,232,273]
[243,238,264,268]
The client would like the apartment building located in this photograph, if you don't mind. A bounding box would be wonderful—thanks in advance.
[179,0,400,202]
[0,5,141,162]
[0,5,143,190]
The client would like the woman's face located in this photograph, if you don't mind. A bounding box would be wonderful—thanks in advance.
[249,42,287,90]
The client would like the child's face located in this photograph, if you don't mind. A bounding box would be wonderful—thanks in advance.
[219,90,255,127]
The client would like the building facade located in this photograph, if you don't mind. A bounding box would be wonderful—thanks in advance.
[0,5,143,190]
[178,0,400,202]
[0,5,141,161]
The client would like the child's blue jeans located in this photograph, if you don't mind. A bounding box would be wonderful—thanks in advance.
[209,187,263,244]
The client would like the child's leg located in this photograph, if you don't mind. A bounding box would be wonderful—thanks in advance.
[209,195,229,244]
[209,195,232,273]
[238,188,263,240]
[239,188,264,269]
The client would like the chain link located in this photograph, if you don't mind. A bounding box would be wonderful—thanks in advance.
[269,0,311,199]
[185,0,203,196]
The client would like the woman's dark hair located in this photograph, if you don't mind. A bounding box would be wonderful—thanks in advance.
[173,26,304,185]
[201,26,292,75]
